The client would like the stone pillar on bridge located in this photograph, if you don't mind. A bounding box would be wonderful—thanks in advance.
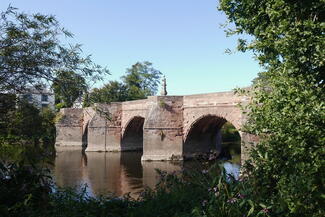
[141,96,184,161]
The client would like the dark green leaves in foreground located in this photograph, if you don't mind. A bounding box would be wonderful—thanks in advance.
[220,0,325,216]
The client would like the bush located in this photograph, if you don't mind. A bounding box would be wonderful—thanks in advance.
[219,0,325,215]
[0,161,52,217]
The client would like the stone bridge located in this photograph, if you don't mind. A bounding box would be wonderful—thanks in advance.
[55,91,257,164]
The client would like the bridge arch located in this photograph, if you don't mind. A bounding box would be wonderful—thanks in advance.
[121,116,145,151]
[183,114,241,160]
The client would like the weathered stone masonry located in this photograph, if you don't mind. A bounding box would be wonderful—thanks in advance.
[55,91,258,164]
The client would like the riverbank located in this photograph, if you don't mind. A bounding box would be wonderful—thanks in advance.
[1,157,249,217]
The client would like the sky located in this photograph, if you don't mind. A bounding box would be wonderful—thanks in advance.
[1,0,261,95]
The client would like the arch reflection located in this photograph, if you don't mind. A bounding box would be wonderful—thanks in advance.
[55,150,184,198]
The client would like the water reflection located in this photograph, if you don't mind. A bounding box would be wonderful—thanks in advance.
[142,161,182,189]
[54,148,86,188]
[223,162,240,180]
[54,148,240,198]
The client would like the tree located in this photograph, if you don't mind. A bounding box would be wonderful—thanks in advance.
[0,5,108,94]
[52,70,87,108]
[220,0,324,215]
[88,81,128,104]
[122,61,162,100]
[86,61,162,105]
[0,6,108,215]
[0,94,17,138]
[0,5,109,145]
[0,5,108,152]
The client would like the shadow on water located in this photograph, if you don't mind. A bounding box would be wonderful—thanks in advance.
[53,148,240,198]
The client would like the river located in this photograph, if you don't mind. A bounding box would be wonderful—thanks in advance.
[53,148,240,198]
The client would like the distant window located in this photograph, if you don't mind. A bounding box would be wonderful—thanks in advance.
[23,94,32,101]
[41,94,48,102]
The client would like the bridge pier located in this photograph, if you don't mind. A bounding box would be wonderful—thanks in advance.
[86,103,122,152]
[142,96,184,161]
[240,132,259,163]
[55,108,84,148]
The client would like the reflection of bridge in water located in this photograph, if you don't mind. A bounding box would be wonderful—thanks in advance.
[56,91,258,164]
[54,149,182,197]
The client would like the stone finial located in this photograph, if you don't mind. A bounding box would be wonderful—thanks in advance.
[160,75,167,96]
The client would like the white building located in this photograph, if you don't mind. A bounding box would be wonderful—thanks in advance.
[19,87,55,110]
[72,94,84,108]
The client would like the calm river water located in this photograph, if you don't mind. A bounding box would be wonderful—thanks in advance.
[53,148,240,198]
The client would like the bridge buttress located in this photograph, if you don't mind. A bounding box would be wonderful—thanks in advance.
[55,108,84,148]
[141,96,184,161]
[86,103,122,152]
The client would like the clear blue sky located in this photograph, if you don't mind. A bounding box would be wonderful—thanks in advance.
[1,0,261,95]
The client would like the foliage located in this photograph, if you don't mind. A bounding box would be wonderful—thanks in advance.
[0,97,57,151]
[186,163,271,217]
[47,187,131,217]
[0,161,53,217]
[0,5,112,216]
[220,122,241,163]
[0,3,106,158]
[52,71,87,108]
[0,94,16,137]
[87,61,162,105]
[122,61,162,100]
[219,0,325,215]
[5,100,43,146]
[88,81,128,104]
[0,5,108,94]
[127,170,206,217]
[1,1,324,216]
[158,99,168,109]
[0,100,55,217]
[40,108,56,146]
[0,160,273,217]
[0,101,55,217]
[221,122,240,143]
